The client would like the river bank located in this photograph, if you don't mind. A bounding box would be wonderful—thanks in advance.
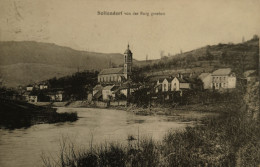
[42,81,260,167]
[0,99,78,129]
[33,100,221,122]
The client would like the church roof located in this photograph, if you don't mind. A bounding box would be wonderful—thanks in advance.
[124,44,132,54]
[124,49,132,54]
[99,67,123,75]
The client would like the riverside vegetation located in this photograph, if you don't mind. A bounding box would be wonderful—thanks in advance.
[0,98,78,129]
[42,81,260,167]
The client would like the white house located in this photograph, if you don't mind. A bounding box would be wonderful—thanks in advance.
[47,91,64,102]
[211,68,236,90]
[171,77,191,91]
[102,85,118,101]
[26,85,33,91]
[162,78,172,92]
[39,84,48,90]
[92,85,103,96]
[199,73,212,89]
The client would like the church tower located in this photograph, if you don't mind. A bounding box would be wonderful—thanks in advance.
[123,44,133,79]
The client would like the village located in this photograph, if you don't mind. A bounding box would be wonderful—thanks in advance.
[4,44,257,108]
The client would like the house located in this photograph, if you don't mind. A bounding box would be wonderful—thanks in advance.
[102,85,119,101]
[155,78,164,93]
[47,93,56,101]
[22,92,30,101]
[211,68,236,90]
[243,70,257,83]
[98,44,133,83]
[199,73,212,89]
[47,91,64,102]
[26,85,33,91]
[28,95,38,103]
[39,84,48,90]
[93,90,102,101]
[171,77,191,91]
[93,85,103,96]
[162,78,172,92]
[55,91,63,101]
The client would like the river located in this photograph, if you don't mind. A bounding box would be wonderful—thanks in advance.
[0,107,191,167]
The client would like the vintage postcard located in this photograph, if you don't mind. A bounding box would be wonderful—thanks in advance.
[0,0,259,166]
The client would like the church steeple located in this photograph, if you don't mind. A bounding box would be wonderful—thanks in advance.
[123,44,133,79]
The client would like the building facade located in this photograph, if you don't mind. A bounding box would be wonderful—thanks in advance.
[211,68,236,90]
[199,73,212,89]
[98,44,133,84]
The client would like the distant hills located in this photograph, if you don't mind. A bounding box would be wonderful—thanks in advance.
[0,41,125,87]
[0,38,258,88]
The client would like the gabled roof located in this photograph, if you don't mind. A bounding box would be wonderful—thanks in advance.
[164,78,173,82]
[154,84,162,88]
[93,85,103,91]
[157,78,165,83]
[103,85,115,90]
[94,90,102,99]
[243,70,256,77]
[99,68,123,75]
[212,68,232,76]
[199,73,211,80]
[173,77,189,83]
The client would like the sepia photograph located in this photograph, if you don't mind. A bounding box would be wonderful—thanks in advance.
[0,0,259,166]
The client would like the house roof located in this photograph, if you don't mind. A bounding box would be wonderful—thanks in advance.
[164,78,173,82]
[93,85,103,91]
[174,77,189,83]
[154,84,162,88]
[94,90,102,99]
[157,78,165,83]
[103,85,115,90]
[199,73,211,80]
[243,70,256,77]
[99,68,123,75]
[212,68,231,76]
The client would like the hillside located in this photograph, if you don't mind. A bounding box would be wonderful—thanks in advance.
[0,41,125,87]
[135,37,259,80]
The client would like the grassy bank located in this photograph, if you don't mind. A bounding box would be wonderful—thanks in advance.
[0,99,78,129]
[42,105,260,167]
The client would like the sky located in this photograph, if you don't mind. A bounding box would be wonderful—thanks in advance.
[0,0,260,60]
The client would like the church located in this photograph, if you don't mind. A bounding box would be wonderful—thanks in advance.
[97,44,133,84]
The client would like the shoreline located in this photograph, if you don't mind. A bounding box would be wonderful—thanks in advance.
[34,101,221,123]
